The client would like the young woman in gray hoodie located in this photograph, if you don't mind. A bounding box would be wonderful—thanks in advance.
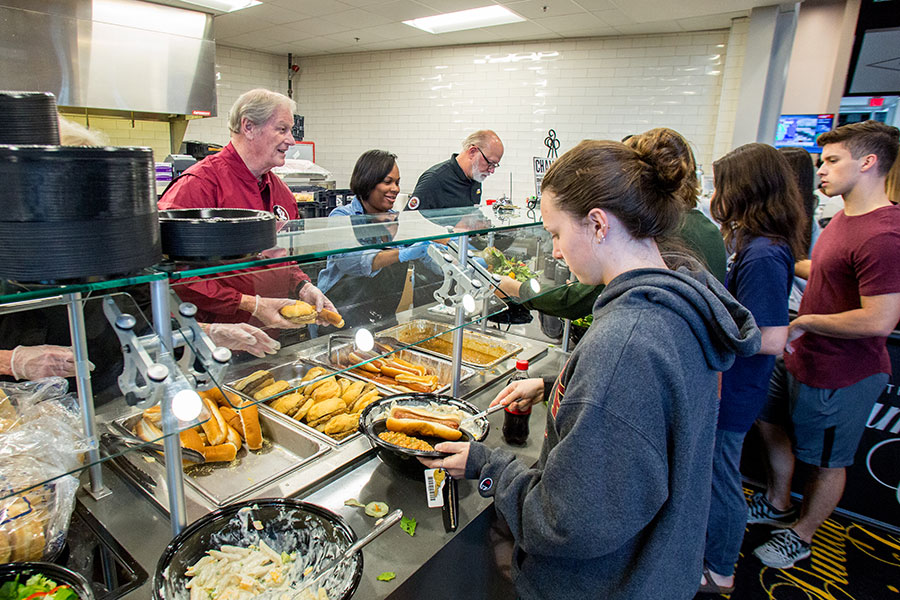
[421,135,761,600]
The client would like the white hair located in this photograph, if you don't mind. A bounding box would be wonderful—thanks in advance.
[228,89,296,134]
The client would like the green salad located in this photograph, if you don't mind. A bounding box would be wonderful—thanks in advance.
[0,574,79,600]
[481,247,536,281]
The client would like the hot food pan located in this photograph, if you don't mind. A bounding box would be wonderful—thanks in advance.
[304,343,477,395]
[358,393,490,459]
[378,319,523,368]
[109,411,329,507]
[224,359,388,446]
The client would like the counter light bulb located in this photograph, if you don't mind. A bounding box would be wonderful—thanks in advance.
[529,279,541,294]
[172,389,203,422]
[356,328,375,352]
[462,294,476,314]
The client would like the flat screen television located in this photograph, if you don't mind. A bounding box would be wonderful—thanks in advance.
[774,114,834,153]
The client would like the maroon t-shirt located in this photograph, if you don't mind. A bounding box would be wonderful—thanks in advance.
[785,205,900,388]
[158,142,309,324]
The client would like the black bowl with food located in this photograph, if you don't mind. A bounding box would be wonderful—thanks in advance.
[358,393,490,475]
[0,561,94,599]
[153,499,363,600]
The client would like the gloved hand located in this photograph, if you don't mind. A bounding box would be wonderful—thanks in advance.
[398,241,434,263]
[10,345,90,380]
[205,323,281,358]
[297,283,338,325]
[250,296,305,329]
[469,255,488,269]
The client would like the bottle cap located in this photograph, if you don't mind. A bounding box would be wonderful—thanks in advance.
[486,198,496,205]
[515,359,529,370]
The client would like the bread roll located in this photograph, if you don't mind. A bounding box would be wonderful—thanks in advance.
[253,380,292,401]
[306,397,347,428]
[237,402,263,450]
[233,370,274,396]
[292,398,315,421]
[310,379,341,402]
[279,300,317,324]
[341,380,366,404]
[319,309,345,328]
[269,392,304,415]
[200,396,227,445]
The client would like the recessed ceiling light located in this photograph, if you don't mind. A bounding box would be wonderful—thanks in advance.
[178,0,261,13]
[403,5,525,34]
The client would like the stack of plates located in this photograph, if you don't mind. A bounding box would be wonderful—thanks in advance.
[0,91,59,145]
[0,145,162,283]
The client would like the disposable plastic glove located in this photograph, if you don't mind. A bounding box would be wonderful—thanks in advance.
[205,323,281,358]
[398,241,433,263]
[297,283,338,325]
[10,345,87,380]
[250,296,306,329]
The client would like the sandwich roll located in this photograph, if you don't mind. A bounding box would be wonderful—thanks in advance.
[200,396,228,445]
[279,300,317,324]
[253,379,292,401]
[142,405,162,427]
[310,379,341,402]
[269,391,304,415]
[351,389,381,414]
[136,416,164,442]
[339,378,352,394]
[217,404,242,434]
[300,366,328,384]
[237,402,263,450]
[199,442,238,463]
[306,397,347,428]
[386,405,463,441]
[292,398,315,421]
[234,370,274,396]
[180,427,205,453]
[341,380,366,404]
[225,423,242,451]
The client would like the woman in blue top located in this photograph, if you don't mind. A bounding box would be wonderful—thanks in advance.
[316,150,433,329]
[701,143,807,594]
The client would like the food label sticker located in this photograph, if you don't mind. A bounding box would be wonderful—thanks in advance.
[424,468,446,508]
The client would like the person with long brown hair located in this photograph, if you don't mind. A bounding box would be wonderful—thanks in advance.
[420,138,760,600]
[699,143,806,593]
[778,146,820,312]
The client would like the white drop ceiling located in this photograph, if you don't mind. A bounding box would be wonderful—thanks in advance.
[162,0,781,56]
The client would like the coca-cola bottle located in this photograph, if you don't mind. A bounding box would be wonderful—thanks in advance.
[503,360,532,446]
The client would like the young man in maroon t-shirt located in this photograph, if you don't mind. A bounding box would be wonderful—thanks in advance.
[750,121,900,569]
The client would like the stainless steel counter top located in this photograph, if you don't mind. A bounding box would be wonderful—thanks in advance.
[76,336,568,599]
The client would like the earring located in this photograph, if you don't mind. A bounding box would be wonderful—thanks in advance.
[597,234,605,244]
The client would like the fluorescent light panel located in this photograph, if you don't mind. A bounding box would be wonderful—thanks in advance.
[178,0,261,13]
[404,5,525,34]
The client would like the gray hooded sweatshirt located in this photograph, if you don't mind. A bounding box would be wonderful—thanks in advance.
[465,267,760,600]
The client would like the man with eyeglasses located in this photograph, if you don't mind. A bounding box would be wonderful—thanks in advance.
[407,130,504,210]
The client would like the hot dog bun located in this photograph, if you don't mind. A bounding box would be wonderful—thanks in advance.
[200,396,227,445]
[385,406,463,441]
[237,402,263,450]
[320,309,345,328]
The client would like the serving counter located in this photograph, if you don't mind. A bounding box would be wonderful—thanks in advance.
[0,204,574,597]
[78,342,565,599]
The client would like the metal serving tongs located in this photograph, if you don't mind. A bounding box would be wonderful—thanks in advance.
[101,431,205,466]
[297,509,403,596]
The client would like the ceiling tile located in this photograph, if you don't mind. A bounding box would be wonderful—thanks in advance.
[362,21,434,40]
[213,14,270,37]
[280,18,355,36]
[238,3,307,24]
[533,12,605,34]
[501,0,585,19]
[613,21,684,35]
[590,9,634,26]
[266,0,357,18]
[570,0,617,9]
[677,11,748,31]
[321,8,394,28]
[487,20,556,40]
[364,0,442,20]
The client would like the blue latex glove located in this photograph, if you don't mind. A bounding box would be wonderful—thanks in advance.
[398,241,433,263]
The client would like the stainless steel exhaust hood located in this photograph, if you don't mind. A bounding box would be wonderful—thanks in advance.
[0,0,217,117]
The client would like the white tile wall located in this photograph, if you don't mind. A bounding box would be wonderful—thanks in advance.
[188,31,733,202]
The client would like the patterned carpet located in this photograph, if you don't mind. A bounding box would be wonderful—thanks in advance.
[694,488,900,600]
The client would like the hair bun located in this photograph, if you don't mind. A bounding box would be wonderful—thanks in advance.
[636,145,688,196]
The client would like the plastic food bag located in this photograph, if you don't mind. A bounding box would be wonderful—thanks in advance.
[0,377,89,563]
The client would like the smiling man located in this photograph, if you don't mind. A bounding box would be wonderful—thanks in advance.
[751,120,900,570]
[159,88,335,330]
[407,130,504,210]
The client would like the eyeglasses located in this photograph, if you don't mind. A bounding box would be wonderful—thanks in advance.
[475,146,500,170]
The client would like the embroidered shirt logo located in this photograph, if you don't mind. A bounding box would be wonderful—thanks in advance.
[479,477,493,492]
[273,205,290,221]
[407,196,420,210]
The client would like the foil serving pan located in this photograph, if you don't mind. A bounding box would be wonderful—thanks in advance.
[224,359,387,446]
[378,319,523,368]
[109,411,329,507]
[302,343,477,395]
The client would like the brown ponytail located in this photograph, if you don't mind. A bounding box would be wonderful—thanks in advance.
[541,137,691,240]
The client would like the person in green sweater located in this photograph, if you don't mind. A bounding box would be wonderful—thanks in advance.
[496,128,727,321]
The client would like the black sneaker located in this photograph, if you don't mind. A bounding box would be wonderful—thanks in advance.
[747,492,798,527]
[753,528,812,569]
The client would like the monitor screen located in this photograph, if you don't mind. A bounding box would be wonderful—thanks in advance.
[774,114,834,153]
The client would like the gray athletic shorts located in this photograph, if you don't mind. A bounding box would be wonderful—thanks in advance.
[761,357,888,468]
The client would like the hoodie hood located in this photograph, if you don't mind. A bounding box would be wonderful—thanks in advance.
[595,267,760,372]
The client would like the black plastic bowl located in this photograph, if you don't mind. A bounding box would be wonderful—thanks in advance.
[153,499,363,600]
[0,562,95,599]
